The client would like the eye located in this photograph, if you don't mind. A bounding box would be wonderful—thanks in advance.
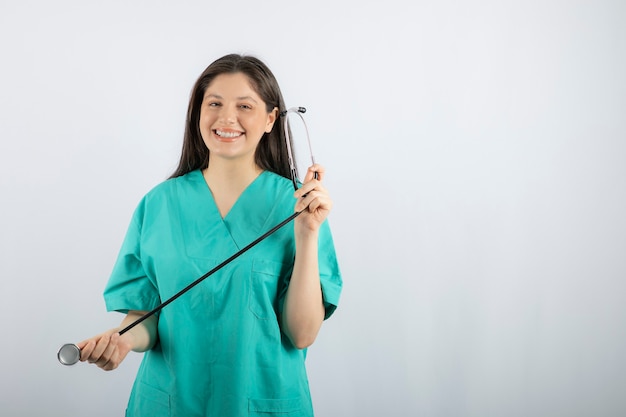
[207,101,221,107]
[239,104,253,110]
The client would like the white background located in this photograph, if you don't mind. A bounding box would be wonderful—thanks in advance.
[1,1,625,416]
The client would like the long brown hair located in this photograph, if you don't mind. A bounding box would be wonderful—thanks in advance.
[170,54,294,179]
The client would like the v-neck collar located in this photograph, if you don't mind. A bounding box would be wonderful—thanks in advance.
[198,169,267,221]
[183,170,279,257]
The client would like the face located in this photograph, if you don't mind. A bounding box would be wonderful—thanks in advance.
[199,72,277,165]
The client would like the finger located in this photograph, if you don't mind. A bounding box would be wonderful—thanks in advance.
[76,339,89,351]
[304,197,321,213]
[102,357,119,371]
[78,340,96,362]
[295,182,330,208]
[307,193,333,213]
[304,164,325,183]
[297,191,333,215]
[294,179,317,200]
[295,188,319,212]
[97,336,119,369]
[295,176,329,200]
[90,333,111,363]
[97,332,121,369]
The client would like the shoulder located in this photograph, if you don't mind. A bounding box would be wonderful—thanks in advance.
[143,170,202,200]
[131,170,203,218]
[259,170,295,195]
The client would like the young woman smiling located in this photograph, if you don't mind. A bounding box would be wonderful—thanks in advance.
[77,54,342,417]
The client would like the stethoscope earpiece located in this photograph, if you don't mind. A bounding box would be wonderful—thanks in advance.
[279,107,306,117]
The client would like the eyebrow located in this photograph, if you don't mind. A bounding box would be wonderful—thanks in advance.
[204,93,259,103]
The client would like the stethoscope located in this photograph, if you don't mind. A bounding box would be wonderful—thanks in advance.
[58,107,316,366]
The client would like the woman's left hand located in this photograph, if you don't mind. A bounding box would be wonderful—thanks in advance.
[294,164,333,235]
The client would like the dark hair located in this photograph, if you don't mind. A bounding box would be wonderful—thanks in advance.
[170,54,293,179]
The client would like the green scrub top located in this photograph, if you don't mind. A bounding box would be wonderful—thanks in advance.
[103,170,342,417]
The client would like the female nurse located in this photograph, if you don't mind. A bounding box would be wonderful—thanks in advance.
[76,54,342,416]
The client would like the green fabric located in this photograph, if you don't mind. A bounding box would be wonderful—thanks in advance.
[103,170,342,417]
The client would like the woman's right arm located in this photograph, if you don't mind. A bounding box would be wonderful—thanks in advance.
[77,310,157,371]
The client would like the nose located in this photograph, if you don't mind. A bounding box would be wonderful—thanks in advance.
[218,104,237,124]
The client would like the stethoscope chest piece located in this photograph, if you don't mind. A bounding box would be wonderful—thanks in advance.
[58,343,81,366]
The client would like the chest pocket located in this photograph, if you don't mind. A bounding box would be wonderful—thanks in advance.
[249,259,291,320]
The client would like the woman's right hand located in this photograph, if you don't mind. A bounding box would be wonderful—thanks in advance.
[77,328,134,371]
[77,311,157,371]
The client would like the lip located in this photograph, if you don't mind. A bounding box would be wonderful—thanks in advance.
[213,128,244,142]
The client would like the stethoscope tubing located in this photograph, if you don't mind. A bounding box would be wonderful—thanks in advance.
[58,210,304,365]
[120,209,303,336]
[283,107,316,189]
[58,106,317,366]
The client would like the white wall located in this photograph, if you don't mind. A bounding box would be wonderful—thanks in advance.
[1,1,625,416]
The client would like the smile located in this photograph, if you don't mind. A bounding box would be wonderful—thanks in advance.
[215,129,243,139]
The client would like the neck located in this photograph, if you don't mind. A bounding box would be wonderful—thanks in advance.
[203,157,262,191]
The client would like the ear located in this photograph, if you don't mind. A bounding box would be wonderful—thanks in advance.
[265,107,279,133]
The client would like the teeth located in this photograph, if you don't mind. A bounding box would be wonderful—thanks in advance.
[216,130,242,138]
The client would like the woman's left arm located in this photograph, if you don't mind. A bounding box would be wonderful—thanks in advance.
[281,164,331,349]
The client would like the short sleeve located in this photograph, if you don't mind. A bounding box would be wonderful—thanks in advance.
[103,199,161,314]
[317,220,342,319]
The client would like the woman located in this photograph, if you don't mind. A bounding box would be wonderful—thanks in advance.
[77,54,342,416]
